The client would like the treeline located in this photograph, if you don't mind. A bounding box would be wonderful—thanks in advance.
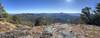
[80,3,100,26]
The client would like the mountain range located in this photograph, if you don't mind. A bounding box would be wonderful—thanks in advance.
[13,13,80,24]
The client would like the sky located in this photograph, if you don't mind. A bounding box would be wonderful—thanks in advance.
[0,0,100,14]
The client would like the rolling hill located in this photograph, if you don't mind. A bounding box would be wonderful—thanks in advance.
[13,13,80,24]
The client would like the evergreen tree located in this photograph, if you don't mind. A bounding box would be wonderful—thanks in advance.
[92,3,100,25]
[80,3,100,26]
[80,7,92,24]
[34,16,49,26]
[96,3,100,13]
[34,17,41,26]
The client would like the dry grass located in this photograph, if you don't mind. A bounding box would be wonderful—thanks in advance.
[0,21,16,32]
[69,24,100,38]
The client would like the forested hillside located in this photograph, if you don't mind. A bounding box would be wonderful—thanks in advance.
[13,13,80,25]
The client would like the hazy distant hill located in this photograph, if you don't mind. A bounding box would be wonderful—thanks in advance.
[13,13,80,24]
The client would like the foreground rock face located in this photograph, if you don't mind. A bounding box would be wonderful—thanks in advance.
[0,21,16,32]
[0,30,32,38]
[0,23,100,38]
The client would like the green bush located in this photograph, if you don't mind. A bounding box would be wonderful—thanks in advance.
[10,15,21,24]
[34,16,49,26]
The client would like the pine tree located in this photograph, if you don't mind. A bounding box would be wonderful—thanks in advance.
[96,3,100,13]
[34,16,44,26]
[80,3,100,26]
[80,7,92,24]
[34,16,49,26]
[92,3,100,25]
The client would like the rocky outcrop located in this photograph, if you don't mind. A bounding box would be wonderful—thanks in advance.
[0,23,100,38]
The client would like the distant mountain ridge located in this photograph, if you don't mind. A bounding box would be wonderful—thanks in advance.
[13,13,80,24]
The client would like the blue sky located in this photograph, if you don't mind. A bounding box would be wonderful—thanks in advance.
[0,0,100,14]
